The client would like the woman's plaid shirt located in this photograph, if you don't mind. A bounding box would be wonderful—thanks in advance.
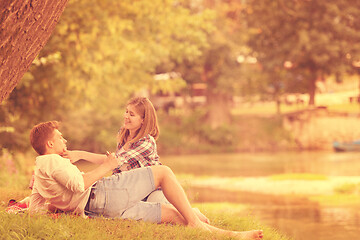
[112,135,161,174]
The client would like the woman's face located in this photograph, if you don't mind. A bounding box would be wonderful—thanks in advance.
[123,104,143,132]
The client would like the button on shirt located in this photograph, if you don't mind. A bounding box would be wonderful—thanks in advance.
[29,154,91,216]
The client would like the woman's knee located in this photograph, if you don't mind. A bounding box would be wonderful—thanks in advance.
[151,165,173,181]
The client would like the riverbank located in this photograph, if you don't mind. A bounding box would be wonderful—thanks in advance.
[157,105,360,154]
[177,174,360,207]
[181,175,360,195]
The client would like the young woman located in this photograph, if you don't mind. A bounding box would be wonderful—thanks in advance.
[112,97,161,174]
[67,97,160,172]
[112,97,168,204]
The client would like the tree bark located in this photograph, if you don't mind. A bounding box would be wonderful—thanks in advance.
[206,88,231,128]
[308,70,317,106]
[0,0,69,103]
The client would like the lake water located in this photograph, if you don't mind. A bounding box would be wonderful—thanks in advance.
[160,151,360,240]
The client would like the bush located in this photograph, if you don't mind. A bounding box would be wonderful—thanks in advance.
[157,109,296,154]
[334,183,360,195]
[0,149,34,190]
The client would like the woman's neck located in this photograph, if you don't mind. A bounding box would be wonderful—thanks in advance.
[127,131,136,142]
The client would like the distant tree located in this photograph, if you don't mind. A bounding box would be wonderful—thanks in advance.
[0,0,213,151]
[171,0,249,128]
[246,0,360,106]
[0,0,68,103]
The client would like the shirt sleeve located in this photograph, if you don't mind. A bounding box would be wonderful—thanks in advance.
[29,192,47,214]
[119,136,156,170]
[50,155,86,193]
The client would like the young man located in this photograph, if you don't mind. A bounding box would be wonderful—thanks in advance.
[29,121,263,240]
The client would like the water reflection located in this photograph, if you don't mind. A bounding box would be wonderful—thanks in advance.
[188,187,360,240]
[161,151,360,177]
[162,151,360,240]
[256,206,360,240]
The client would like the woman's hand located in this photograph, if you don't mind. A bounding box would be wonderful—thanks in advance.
[103,152,118,170]
[119,163,130,172]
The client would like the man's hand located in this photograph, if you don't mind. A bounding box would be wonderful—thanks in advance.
[61,150,80,163]
[82,152,118,190]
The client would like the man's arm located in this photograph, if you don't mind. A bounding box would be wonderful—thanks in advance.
[82,153,118,189]
[29,192,48,214]
[51,153,117,192]
[65,150,107,164]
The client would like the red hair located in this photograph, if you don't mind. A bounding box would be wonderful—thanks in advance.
[30,121,60,155]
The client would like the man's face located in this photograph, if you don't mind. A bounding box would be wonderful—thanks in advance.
[49,129,67,155]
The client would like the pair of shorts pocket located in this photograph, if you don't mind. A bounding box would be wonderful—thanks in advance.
[103,188,129,218]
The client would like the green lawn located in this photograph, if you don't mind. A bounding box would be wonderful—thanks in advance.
[231,102,360,116]
[0,191,291,240]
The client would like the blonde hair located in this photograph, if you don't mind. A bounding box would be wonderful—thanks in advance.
[117,97,159,146]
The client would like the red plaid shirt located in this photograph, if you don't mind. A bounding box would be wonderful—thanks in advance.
[113,135,161,174]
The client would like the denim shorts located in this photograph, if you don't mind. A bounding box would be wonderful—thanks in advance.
[144,189,169,204]
[84,167,162,223]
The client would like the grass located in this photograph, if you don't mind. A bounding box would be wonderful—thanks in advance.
[0,188,31,209]
[0,194,292,240]
[0,183,292,240]
[231,102,307,116]
[231,100,360,116]
[327,103,360,114]
[334,183,360,195]
[309,194,360,207]
[269,173,328,181]
[0,211,209,240]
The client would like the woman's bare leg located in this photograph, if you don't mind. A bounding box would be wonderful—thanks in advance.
[161,205,263,239]
[160,204,209,224]
[161,205,210,224]
[205,224,263,240]
[151,166,263,239]
[192,208,210,224]
[161,205,186,224]
[151,166,208,230]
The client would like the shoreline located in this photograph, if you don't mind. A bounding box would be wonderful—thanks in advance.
[179,175,360,207]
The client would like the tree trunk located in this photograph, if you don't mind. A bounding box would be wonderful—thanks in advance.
[0,0,69,103]
[275,98,281,115]
[205,72,232,128]
[206,89,231,128]
[308,71,317,106]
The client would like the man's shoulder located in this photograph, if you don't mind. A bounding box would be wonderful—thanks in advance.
[36,154,70,168]
[36,154,64,161]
